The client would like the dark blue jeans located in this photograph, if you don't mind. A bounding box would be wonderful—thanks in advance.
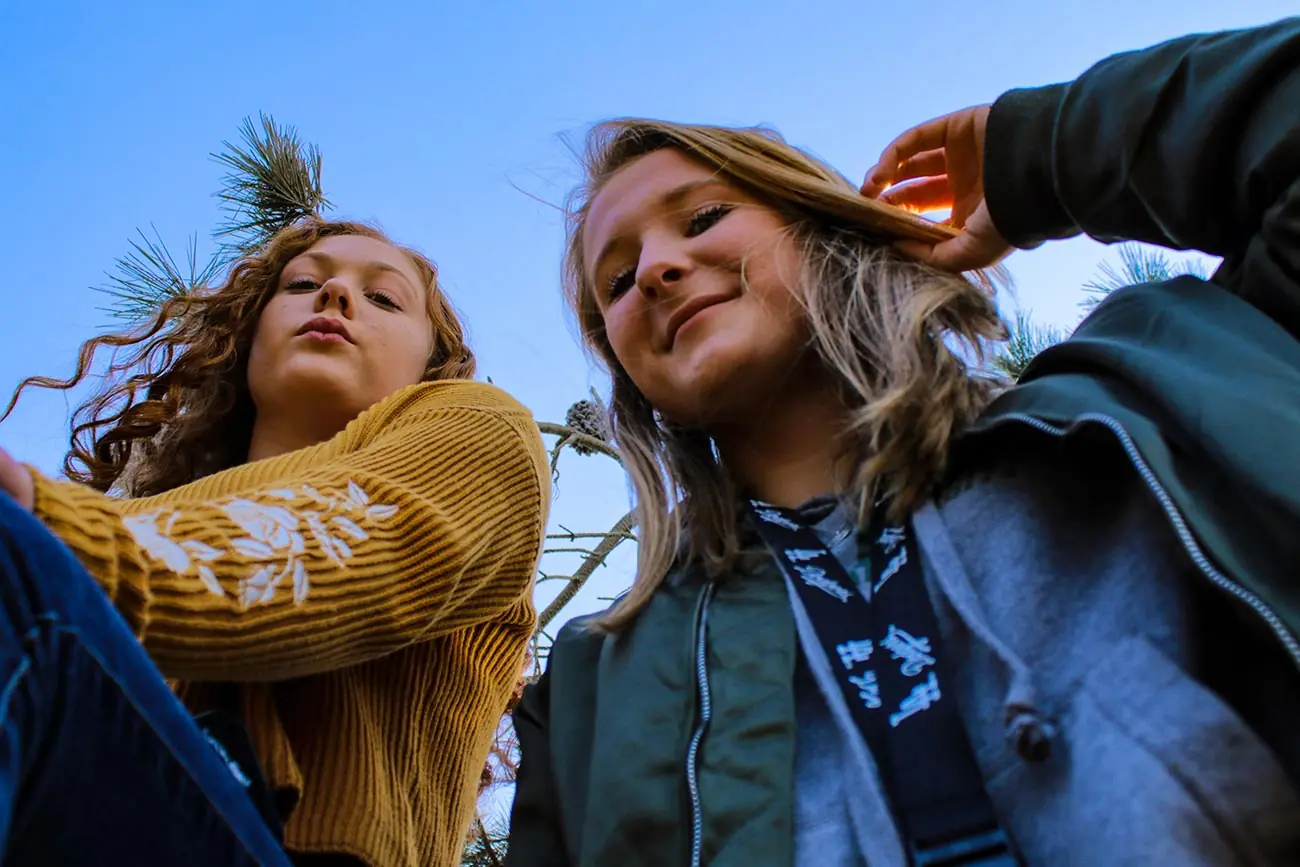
[0,492,292,866]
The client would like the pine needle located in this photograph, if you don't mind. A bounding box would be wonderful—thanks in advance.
[1081,243,1210,312]
[96,226,225,322]
[990,310,1067,381]
[212,113,330,255]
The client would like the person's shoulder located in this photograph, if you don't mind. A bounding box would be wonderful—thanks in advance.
[552,612,608,652]
[378,379,537,421]
[350,380,547,483]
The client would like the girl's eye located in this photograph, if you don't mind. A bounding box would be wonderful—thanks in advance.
[601,204,734,303]
[606,268,635,301]
[367,290,402,311]
[285,277,319,292]
[686,203,733,237]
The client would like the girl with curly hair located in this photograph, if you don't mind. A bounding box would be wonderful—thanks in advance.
[0,218,549,867]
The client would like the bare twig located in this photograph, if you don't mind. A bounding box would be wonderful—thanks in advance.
[538,422,622,463]
[547,530,637,541]
[537,510,635,630]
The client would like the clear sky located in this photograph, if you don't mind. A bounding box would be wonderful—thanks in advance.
[1,1,1292,631]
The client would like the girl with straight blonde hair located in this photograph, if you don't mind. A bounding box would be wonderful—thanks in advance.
[508,17,1300,867]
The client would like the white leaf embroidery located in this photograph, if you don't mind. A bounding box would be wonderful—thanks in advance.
[302,513,329,556]
[292,560,309,604]
[181,540,222,562]
[347,480,369,508]
[124,512,192,573]
[232,538,275,560]
[126,480,398,608]
[224,500,298,548]
[197,565,224,597]
[241,565,276,606]
[331,516,367,540]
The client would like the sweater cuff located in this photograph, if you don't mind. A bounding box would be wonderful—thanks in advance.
[29,469,137,614]
[984,83,1080,250]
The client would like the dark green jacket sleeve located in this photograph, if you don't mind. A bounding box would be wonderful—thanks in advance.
[984,17,1300,335]
[505,669,570,867]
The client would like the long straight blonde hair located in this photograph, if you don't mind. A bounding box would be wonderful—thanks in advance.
[564,119,1006,631]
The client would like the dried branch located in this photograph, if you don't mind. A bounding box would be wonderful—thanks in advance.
[537,510,636,631]
[538,421,622,462]
[548,529,636,541]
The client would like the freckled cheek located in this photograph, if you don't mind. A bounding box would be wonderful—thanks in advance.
[248,308,287,367]
[602,311,646,371]
[388,323,435,380]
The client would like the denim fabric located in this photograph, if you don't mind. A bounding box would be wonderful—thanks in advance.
[0,492,292,866]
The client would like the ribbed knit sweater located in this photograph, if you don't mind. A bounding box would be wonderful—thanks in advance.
[28,380,550,867]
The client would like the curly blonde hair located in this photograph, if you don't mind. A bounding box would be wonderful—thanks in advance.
[3,217,475,497]
[563,119,1007,631]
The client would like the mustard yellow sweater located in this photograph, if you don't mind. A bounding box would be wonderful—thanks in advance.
[29,380,549,867]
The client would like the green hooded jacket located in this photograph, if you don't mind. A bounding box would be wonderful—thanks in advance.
[507,18,1300,867]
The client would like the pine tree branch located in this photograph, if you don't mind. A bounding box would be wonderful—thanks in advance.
[990,310,1067,381]
[461,814,508,867]
[212,113,330,255]
[1080,243,1211,312]
[539,422,622,461]
[96,226,226,322]
[538,421,622,463]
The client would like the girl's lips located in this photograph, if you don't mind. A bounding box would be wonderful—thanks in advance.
[296,316,354,343]
[665,292,737,349]
[299,330,349,344]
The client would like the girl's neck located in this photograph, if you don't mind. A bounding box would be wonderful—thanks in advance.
[712,375,851,509]
[246,413,345,464]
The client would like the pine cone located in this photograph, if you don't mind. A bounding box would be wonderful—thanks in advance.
[565,399,612,455]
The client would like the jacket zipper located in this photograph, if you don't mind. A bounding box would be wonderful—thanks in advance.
[998,411,1300,671]
[686,582,717,867]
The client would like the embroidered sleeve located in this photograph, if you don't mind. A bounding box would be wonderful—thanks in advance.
[120,480,400,609]
[29,384,548,681]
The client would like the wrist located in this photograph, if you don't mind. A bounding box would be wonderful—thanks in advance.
[983,83,1078,249]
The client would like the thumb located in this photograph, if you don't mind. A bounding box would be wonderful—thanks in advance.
[893,233,993,273]
[0,448,35,512]
[895,200,1010,273]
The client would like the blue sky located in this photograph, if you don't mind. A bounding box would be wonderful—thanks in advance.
[1,1,1292,630]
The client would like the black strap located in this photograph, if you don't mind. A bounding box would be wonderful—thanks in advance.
[194,684,284,843]
[748,500,1020,866]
